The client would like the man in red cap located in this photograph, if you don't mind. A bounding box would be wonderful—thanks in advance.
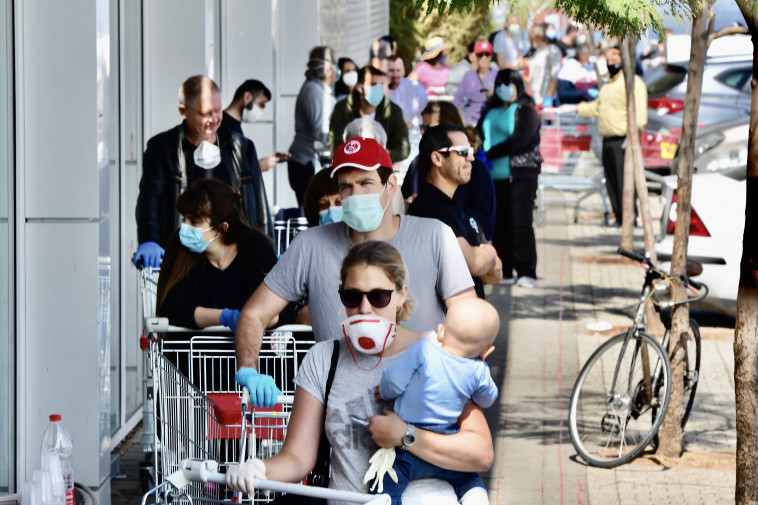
[233,136,476,407]
[453,40,498,126]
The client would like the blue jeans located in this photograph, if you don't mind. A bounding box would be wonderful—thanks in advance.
[372,423,485,505]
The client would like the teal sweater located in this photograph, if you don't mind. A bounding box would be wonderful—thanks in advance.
[481,103,518,180]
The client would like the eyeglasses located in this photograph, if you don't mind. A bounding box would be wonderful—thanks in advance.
[338,288,394,308]
[436,146,473,157]
[476,53,492,58]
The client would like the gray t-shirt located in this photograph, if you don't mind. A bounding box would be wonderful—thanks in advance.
[264,215,474,341]
[294,340,458,505]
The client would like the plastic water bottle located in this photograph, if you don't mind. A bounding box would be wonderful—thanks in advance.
[40,415,74,505]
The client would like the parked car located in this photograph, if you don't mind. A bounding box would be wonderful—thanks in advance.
[642,40,751,172]
[656,169,745,317]
[660,116,748,175]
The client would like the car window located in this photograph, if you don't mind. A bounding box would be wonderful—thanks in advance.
[645,65,686,96]
[715,68,751,92]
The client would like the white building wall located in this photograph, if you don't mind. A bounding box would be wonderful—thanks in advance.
[13,0,387,501]
[19,0,112,500]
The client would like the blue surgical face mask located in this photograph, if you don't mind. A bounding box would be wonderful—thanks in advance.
[341,183,390,232]
[178,223,216,253]
[318,205,343,225]
[496,83,515,103]
[546,29,557,40]
[364,83,385,107]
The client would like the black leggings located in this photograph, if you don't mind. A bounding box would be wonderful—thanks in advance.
[492,176,538,280]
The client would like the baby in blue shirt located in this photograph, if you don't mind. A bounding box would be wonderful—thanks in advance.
[375,297,500,505]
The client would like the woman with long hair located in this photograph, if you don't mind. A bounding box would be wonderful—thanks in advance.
[155,178,279,330]
[226,240,494,504]
[334,57,358,102]
[478,68,542,287]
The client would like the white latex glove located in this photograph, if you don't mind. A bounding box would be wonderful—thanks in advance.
[225,458,266,495]
[363,447,398,493]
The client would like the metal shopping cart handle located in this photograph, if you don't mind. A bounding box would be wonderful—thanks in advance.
[171,459,390,504]
[241,387,293,408]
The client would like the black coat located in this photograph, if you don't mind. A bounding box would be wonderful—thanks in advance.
[136,123,273,246]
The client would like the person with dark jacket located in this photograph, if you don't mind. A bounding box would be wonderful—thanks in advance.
[134,76,272,269]
[478,68,542,288]
[328,65,410,163]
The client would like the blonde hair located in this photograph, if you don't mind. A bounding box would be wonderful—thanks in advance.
[340,241,417,323]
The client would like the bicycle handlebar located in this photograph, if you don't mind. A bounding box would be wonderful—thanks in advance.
[617,248,709,304]
[617,247,647,264]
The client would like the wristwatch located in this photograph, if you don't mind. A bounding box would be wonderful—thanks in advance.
[401,424,416,451]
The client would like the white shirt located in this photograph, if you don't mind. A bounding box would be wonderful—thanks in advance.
[493,30,522,67]
[389,78,429,129]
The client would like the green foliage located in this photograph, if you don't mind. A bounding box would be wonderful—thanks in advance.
[391,0,495,67]
[553,0,667,39]
[411,0,491,15]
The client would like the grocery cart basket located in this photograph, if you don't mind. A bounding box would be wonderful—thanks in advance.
[536,109,609,226]
[273,217,308,258]
[142,332,314,505]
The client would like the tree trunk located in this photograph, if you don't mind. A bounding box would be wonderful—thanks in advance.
[735,2,758,503]
[620,38,636,250]
[657,4,712,458]
[620,37,656,261]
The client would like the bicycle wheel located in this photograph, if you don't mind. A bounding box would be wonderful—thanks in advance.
[568,331,672,468]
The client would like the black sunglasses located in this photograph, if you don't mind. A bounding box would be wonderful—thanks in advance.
[338,288,394,308]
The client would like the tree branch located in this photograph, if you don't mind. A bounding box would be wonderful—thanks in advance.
[708,25,749,45]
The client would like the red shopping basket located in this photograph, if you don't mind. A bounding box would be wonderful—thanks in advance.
[207,393,285,440]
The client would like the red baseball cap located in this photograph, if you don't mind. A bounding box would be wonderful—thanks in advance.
[330,137,393,177]
[473,40,493,54]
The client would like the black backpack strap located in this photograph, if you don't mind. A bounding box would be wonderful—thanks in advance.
[307,339,340,488]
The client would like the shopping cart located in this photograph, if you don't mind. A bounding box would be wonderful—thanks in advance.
[141,401,389,505]
[136,267,316,498]
[141,330,315,505]
[536,109,610,226]
[273,217,308,258]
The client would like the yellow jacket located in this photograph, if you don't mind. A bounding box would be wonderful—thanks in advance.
[577,71,647,137]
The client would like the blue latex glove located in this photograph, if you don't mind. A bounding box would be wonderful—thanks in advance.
[542,96,554,109]
[235,368,282,408]
[133,241,164,269]
[220,308,240,333]
[587,88,599,99]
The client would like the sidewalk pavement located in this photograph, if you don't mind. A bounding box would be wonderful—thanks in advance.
[482,189,736,505]
[111,188,737,505]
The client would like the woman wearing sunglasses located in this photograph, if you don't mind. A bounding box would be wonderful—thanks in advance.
[478,68,542,288]
[227,240,493,504]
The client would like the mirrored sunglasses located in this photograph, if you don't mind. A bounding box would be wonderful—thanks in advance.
[338,288,394,309]
[436,145,473,157]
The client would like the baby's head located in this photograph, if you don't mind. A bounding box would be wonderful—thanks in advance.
[438,298,500,359]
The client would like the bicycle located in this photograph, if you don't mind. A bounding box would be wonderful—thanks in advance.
[567,247,708,468]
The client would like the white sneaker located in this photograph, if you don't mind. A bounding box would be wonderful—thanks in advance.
[516,276,537,288]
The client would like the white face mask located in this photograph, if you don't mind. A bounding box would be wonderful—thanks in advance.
[341,313,396,358]
[342,70,359,88]
[193,140,221,169]
[242,104,264,123]
[508,23,521,36]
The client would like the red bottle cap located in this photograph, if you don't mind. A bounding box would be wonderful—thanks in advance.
[49,414,61,422]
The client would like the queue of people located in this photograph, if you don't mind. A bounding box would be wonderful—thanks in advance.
[131,23,627,503]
